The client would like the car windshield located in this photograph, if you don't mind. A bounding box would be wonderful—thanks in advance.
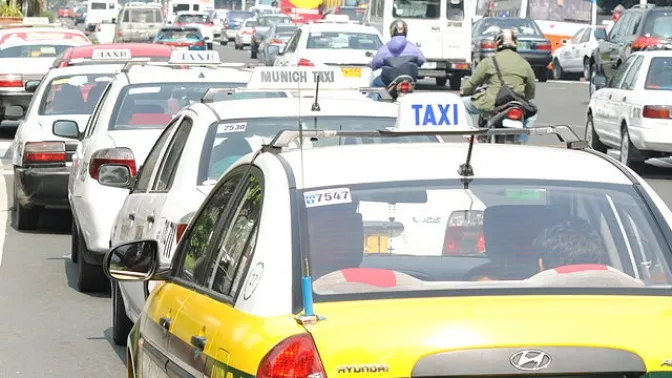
[109,82,245,130]
[91,2,106,9]
[177,14,209,23]
[244,20,256,27]
[645,12,672,39]
[263,16,292,24]
[306,179,672,301]
[336,7,365,21]
[39,74,114,115]
[307,31,382,50]
[173,4,191,12]
[200,117,435,183]
[127,9,156,22]
[276,30,296,40]
[645,57,672,90]
[480,19,544,37]
[158,28,202,39]
[0,44,72,58]
[229,12,254,20]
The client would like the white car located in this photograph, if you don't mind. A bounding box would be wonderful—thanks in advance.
[55,52,252,293]
[234,17,257,49]
[273,19,383,86]
[586,50,672,170]
[173,11,216,49]
[552,25,606,80]
[10,63,121,230]
[0,27,91,124]
[85,0,119,33]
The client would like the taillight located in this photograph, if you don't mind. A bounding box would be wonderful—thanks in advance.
[298,58,314,67]
[507,107,523,120]
[271,38,283,44]
[642,105,671,119]
[480,40,496,49]
[442,210,485,255]
[0,74,23,87]
[89,148,137,180]
[398,81,412,93]
[632,36,663,51]
[24,141,66,163]
[257,334,326,378]
[175,223,188,243]
[194,40,205,46]
[533,41,552,51]
[613,11,621,22]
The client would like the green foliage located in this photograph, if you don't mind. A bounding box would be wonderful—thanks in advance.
[40,10,54,21]
[0,3,23,17]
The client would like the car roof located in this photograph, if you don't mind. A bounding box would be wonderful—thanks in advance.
[65,43,173,60]
[305,22,380,33]
[198,97,397,119]
[123,66,252,84]
[633,50,672,58]
[47,63,123,76]
[275,143,632,189]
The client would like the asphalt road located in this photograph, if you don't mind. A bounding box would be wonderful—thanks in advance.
[0,39,671,377]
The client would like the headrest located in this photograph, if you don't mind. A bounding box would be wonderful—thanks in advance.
[133,104,165,114]
[308,205,364,277]
[128,113,172,126]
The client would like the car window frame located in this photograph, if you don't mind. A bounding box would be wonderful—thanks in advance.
[570,28,585,44]
[579,28,591,44]
[620,55,644,90]
[609,12,628,39]
[83,81,114,139]
[608,55,636,88]
[150,116,193,193]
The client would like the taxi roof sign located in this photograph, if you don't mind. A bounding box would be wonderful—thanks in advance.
[247,67,369,91]
[22,17,50,25]
[92,48,132,60]
[392,92,472,132]
[168,50,220,64]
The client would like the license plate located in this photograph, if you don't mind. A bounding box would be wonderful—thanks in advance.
[364,234,389,253]
[341,67,362,77]
[423,62,437,69]
[502,119,524,128]
[517,41,529,50]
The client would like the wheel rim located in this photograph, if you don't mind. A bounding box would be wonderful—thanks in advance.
[621,132,629,164]
[553,64,560,79]
[584,63,590,79]
[586,117,593,147]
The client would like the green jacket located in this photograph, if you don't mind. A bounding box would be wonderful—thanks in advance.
[460,49,536,112]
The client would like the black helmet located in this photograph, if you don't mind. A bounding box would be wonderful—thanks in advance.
[495,28,518,50]
[389,19,408,37]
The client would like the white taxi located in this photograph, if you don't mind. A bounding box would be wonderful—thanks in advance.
[173,11,215,49]
[55,51,252,293]
[273,17,383,87]
[587,49,672,170]
[10,62,120,230]
[103,77,453,346]
[0,27,90,124]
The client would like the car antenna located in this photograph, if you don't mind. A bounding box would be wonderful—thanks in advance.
[457,135,475,189]
[311,74,321,112]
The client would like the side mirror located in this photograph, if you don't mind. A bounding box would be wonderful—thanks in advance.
[4,105,24,121]
[24,80,40,93]
[52,120,80,139]
[592,74,607,89]
[103,240,163,281]
[97,164,134,188]
[594,28,607,41]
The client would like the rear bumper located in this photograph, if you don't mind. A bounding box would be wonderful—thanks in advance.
[477,51,552,69]
[629,121,672,153]
[419,60,471,77]
[15,166,71,209]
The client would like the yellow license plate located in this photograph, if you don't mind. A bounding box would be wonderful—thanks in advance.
[365,234,389,253]
[341,67,362,77]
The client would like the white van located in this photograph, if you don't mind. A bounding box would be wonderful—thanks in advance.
[365,0,472,89]
[167,0,214,23]
[85,0,119,32]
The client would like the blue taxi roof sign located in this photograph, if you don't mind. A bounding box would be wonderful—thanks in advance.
[390,92,472,133]
[247,67,371,91]
[168,50,220,64]
[92,48,132,60]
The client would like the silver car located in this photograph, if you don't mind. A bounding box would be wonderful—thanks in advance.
[258,23,298,66]
[114,3,164,42]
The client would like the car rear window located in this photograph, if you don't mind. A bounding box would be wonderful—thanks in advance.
[199,116,434,183]
[307,31,382,50]
[173,4,190,12]
[229,12,254,20]
[263,16,292,24]
[157,28,202,40]
[177,14,210,23]
[480,19,544,37]
[90,2,106,9]
[305,180,672,302]
[335,7,366,21]
[39,74,114,115]
[124,8,160,23]
[0,44,72,58]
[108,82,245,131]
[645,11,672,39]
[645,57,672,90]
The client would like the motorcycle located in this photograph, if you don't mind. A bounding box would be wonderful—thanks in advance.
[368,56,420,101]
[477,101,526,144]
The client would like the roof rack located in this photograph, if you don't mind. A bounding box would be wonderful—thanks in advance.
[121,61,250,73]
[262,125,586,151]
[200,87,291,103]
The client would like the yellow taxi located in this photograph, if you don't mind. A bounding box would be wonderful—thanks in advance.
[105,92,672,378]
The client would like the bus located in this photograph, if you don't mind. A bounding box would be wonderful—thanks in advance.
[477,0,592,53]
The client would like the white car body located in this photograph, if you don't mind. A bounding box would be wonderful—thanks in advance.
[85,0,119,29]
[235,17,257,47]
[552,26,603,79]
[67,64,252,292]
[167,0,213,23]
[273,21,383,87]
[587,50,672,167]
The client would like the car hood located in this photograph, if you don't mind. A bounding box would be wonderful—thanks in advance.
[307,295,672,376]
[105,128,164,166]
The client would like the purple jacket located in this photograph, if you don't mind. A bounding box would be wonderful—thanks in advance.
[368,36,425,70]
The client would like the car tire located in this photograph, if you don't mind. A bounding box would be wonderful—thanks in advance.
[620,126,647,170]
[583,57,591,80]
[71,218,79,263]
[76,231,109,293]
[552,59,564,80]
[112,281,133,346]
[585,112,608,153]
[435,77,447,87]
[449,75,461,90]
[13,169,38,231]
[536,67,549,82]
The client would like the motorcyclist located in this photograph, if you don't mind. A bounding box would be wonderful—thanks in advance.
[460,28,537,143]
[368,19,425,88]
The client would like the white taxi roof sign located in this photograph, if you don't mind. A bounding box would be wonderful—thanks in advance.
[392,92,471,132]
[320,14,351,23]
[247,67,367,91]
[92,48,132,60]
[168,50,220,64]
[22,17,50,25]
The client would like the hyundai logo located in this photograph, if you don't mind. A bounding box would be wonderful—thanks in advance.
[510,350,552,371]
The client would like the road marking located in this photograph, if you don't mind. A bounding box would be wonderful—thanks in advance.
[0,159,7,268]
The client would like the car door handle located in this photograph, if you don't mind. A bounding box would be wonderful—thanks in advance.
[159,316,172,330]
[622,96,627,102]
[147,215,155,223]
[190,335,207,351]
[128,213,134,221]
[608,94,612,100]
